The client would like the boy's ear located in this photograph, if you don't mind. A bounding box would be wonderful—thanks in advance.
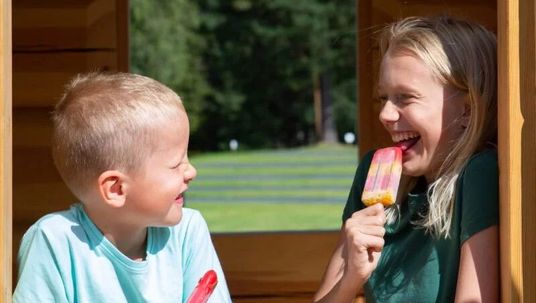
[98,170,128,208]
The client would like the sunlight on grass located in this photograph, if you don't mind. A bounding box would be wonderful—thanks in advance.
[187,202,344,232]
[188,144,358,232]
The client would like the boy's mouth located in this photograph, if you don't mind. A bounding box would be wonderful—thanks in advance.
[175,193,185,205]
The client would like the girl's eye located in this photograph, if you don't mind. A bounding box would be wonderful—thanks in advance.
[395,94,414,102]
[377,95,388,104]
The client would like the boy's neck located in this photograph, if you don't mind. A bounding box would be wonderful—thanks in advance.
[83,204,148,261]
[103,228,148,261]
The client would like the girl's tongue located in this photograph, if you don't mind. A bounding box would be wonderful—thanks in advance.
[394,137,420,152]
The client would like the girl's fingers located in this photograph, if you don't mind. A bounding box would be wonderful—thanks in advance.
[362,203,385,215]
[353,233,385,253]
[349,215,386,227]
[358,225,386,237]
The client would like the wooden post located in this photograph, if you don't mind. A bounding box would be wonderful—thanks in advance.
[0,0,12,300]
[498,0,536,301]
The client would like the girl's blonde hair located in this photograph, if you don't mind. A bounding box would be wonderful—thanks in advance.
[378,16,497,237]
[52,72,186,199]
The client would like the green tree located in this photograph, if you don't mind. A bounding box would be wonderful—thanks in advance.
[130,0,209,134]
[130,0,356,150]
[195,0,356,149]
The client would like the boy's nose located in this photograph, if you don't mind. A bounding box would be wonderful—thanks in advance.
[379,101,400,124]
[184,164,197,182]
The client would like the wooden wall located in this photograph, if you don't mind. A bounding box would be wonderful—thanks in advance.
[12,0,128,285]
[498,0,536,301]
[0,0,12,301]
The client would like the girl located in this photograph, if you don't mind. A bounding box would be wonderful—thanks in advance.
[314,16,498,303]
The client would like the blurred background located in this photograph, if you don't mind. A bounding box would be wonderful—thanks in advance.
[129,0,359,232]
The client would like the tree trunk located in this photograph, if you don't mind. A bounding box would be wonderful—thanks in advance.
[320,73,338,143]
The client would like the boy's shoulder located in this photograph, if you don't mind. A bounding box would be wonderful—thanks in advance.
[28,205,80,235]
[172,208,206,235]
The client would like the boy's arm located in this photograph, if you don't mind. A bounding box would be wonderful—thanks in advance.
[13,224,69,303]
[182,211,232,303]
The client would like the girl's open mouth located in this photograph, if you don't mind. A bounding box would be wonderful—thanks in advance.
[395,136,420,152]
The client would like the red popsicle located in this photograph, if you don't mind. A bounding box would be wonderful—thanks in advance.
[186,270,218,303]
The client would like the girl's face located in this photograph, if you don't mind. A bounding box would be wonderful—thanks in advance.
[377,49,466,182]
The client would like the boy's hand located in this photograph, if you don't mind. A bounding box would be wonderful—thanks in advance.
[343,203,386,284]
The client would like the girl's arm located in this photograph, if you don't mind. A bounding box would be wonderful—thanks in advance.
[314,203,386,303]
[454,226,499,303]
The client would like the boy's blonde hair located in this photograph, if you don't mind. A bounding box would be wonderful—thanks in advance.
[378,16,497,237]
[52,72,186,199]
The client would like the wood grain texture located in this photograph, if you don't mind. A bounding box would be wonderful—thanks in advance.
[213,231,365,302]
[0,0,12,300]
[519,0,536,300]
[498,0,523,302]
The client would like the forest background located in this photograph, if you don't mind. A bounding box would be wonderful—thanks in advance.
[130,0,357,151]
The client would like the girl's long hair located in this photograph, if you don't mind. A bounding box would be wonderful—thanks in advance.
[379,16,497,238]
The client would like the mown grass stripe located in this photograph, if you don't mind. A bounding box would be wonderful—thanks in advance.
[190,178,351,187]
[186,202,343,232]
[188,189,348,198]
[196,166,355,175]
[187,197,348,204]
[188,185,351,191]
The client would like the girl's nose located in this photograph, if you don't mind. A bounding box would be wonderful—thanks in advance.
[184,164,197,183]
[379,100,400,124]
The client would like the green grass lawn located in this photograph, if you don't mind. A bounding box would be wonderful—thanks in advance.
[186,143,358,232]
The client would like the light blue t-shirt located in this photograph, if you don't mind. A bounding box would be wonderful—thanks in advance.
[14,204,232,303]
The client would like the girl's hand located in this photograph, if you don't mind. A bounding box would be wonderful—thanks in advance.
[343,203,386,283]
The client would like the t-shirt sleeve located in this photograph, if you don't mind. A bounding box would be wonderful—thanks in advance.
[181,211,232,303]
[459,150,499,243]
[342,150,376,222]
[13,223,69,303]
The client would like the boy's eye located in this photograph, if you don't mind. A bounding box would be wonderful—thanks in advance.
[171,162,183,169]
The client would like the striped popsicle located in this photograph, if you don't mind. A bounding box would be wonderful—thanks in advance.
[361,147,402,207]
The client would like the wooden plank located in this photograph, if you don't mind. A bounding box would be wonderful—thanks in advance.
[13,1,118,50]
[12,108,53,147]
[498,0,523,302]
[13,51,119,107]
[213,231,365,302]
[0,0,12,300]
[86,0,117,49]
[115,0,129,72]
[518,0,536,301]
[213,231,339,296]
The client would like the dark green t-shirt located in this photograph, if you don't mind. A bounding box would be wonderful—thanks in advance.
[342,149,499,303]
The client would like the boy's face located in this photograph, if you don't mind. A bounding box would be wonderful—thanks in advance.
[123,111,197,227]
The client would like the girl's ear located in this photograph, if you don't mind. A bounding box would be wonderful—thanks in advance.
[98,170,128,208]
[461,101,471,128]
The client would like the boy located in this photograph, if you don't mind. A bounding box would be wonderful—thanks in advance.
[14,72,232,303]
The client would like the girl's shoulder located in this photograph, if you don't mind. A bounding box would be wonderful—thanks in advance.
[464,148,498,173]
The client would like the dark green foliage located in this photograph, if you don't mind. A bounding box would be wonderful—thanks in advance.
[130,0,356,151]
